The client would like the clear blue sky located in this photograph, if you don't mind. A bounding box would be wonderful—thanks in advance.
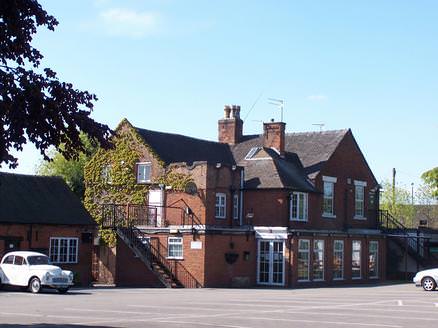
[2,0,437,192]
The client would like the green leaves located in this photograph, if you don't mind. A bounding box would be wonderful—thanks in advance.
[421,167,438,199]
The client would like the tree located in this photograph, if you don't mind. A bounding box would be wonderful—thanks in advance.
[0,0,112,169]
[37,133,98,200]
[421,167,438,199]
[380,180,415,227]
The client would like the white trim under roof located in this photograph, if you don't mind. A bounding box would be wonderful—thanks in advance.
[322,176,337,183]
[254,227,288,240]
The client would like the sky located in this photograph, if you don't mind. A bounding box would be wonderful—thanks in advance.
[2,0,437,193]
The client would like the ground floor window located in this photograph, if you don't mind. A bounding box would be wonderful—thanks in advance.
[258,240,285,285]
[313,240,324,281]
[333,240,344,280]
[49,237,78,263]
[368,241,379,278]
[352,240,362,279]
[298,239,310,281]
[168,237,183,259]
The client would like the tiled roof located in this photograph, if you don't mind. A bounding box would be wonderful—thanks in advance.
[135,128,236,166]
[0,173,95,225]
[132,123,349,192]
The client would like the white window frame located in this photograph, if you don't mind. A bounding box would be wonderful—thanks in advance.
[333,240,344,280]
[313,240,325,281]
[352,240,362,280]
[101,164,112,184]
[256,239,285,286]
[49,237,79,264]
[290,192,308,222]
[167,237,183,259]
[215,193,226,219]
[136,162,152,183]
[368,241,379,279]
[297,239,310,282]
[233,194,239,220]
[322,176,337,218]
[354,180,367,219]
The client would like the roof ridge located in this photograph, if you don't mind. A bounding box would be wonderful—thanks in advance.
[134,127,225,146]
[0,172,62,180]
[285,129,349,136]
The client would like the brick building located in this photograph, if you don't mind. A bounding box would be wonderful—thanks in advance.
[91,104,384,288]
[0,172,96,286]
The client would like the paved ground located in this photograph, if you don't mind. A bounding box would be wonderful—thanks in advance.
[1,283,438,328]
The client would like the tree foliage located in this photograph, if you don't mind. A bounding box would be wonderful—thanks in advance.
[380,180,415,227]
[37,133,98,200]
[421,167,438,199]
[0,0,112,169]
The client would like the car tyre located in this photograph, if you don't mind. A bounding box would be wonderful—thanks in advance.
[29,277,42,293]
[57,287,69,294]
[422,277,436,291]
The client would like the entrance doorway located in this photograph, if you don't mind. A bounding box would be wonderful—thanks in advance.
[257,240,285,286]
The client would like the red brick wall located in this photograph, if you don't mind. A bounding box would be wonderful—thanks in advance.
[204,234,256,287]
[0,224,94,286]
[115,236,164,287]
[243,190,289,227]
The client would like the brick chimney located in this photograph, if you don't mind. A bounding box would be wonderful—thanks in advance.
[218,105,243,145]
[263,120,286,156]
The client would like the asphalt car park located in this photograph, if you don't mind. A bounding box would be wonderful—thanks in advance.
[1,283,438,328]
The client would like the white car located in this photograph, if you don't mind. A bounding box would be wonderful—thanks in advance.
[0,251,74,293]
[413,268,438,291]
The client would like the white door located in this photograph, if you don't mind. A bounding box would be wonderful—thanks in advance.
[13,256,29,286]
[257,240,285,286]
[148,189,164,227]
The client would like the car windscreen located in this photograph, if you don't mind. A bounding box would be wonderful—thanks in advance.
[27,255,49,265]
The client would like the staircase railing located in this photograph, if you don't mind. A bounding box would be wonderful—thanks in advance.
[117,225,202,288]
[378,210,429,260]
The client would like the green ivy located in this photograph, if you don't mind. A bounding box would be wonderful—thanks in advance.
[84,119,193,246]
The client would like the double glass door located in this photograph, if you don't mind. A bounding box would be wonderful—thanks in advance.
[258,240,285,285]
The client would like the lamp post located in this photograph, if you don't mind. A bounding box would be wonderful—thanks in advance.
[411,182,414,205]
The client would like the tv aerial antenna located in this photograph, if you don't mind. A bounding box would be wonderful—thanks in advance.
[312,123,325,132]
[268,98,285,122]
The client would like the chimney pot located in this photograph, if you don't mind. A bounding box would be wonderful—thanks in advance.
[263,121,286,156]
[224,105,231,119]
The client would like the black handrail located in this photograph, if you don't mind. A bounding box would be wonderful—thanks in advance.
[118,225,201,288]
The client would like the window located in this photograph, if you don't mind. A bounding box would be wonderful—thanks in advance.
[352,240,361,279]
[333,240,344,280]
[137,162,151,183]
[290,192,308,221]
[298,239,310,281]
[369,241,379,278]
[50,237,78,263]
[322,176,336,217]
[233,194,239,220]
[3,255,14,264]
[354,180,367,218]
[313,240,324,281]
[168,237,183,259]
[14,256,25,265]
[101,165,112,184]
[215,193,226,219]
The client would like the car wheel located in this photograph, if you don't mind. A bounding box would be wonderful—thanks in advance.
[29,277,42,293]
[57,287,69,294]
[422,277,436,291]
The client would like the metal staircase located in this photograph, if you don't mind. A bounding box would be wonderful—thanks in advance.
[379,210,436,267]
[102,204,202,288]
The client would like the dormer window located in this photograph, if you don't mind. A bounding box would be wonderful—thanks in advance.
[244,147,270,160]
[245,147,261,160]
[137,162,151,183]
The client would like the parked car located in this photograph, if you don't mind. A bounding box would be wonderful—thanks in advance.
[413,268,438,291]
[0,251,74,293]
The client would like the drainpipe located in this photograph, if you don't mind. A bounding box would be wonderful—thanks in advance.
[239,169,244,226]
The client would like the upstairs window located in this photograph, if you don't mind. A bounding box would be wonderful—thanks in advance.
[101,164,112,184]
[290,192,308,221]
[233,194,239,220]
[137,162,151,183]
[354,180,367,218]
[215,193,226,219]
[322,176,337,217]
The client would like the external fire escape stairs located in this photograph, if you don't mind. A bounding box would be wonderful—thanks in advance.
[102,204,202,288]
[379,210,438,272]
